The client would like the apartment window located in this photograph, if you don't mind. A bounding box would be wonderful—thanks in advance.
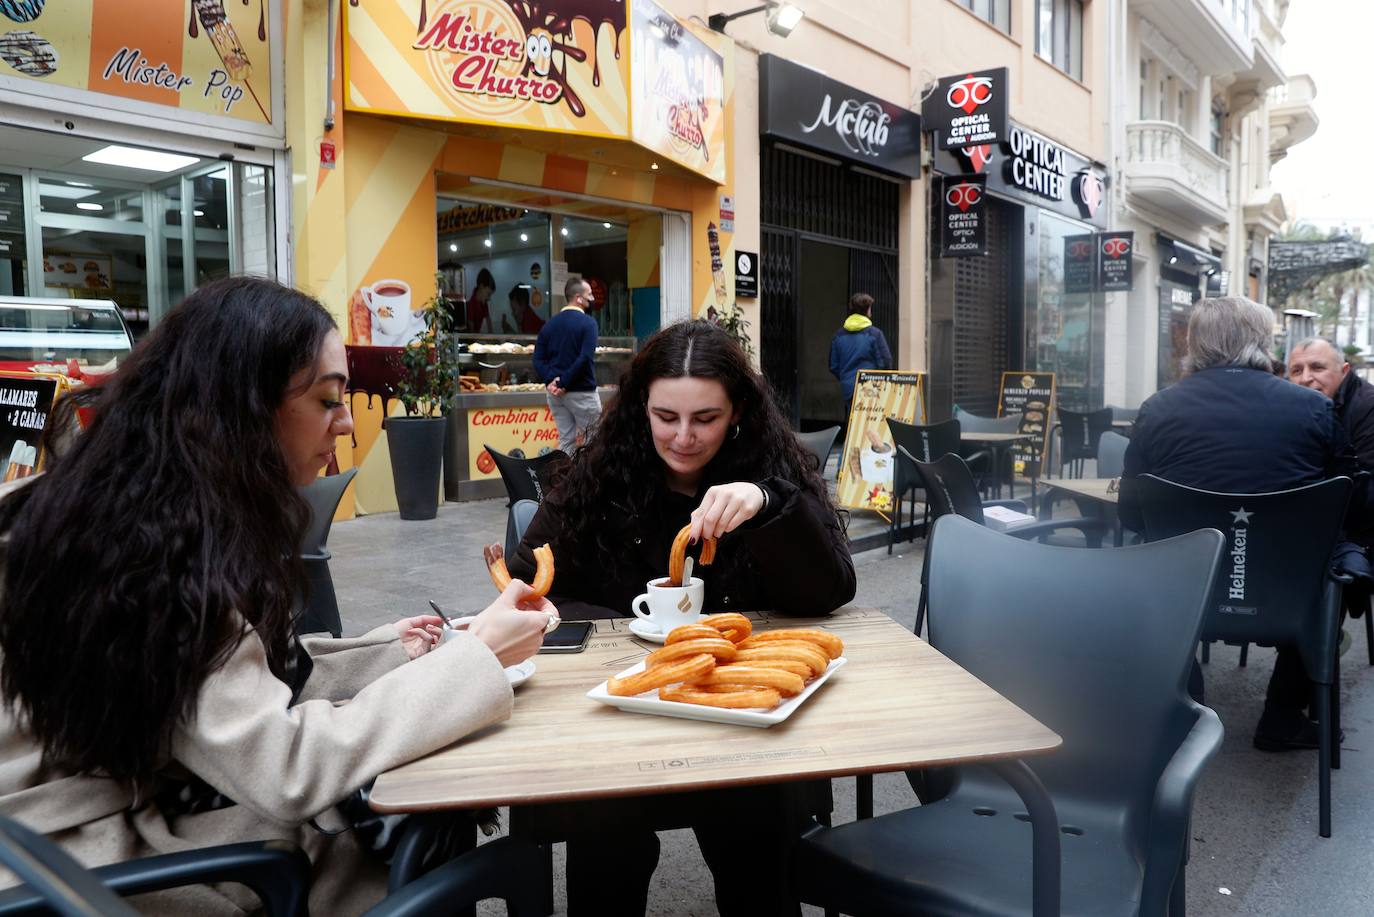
[1139,60,1148,119]
[1210,105,1225,156]
[1036,0,1084,80]
[953,0,1011,33]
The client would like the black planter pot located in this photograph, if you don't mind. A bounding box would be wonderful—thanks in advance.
[385,415,447,520]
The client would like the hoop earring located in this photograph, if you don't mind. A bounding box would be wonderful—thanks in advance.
[731,424,740,440]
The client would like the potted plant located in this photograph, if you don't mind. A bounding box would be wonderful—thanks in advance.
[386,274,459,520]
[710,301,756,363]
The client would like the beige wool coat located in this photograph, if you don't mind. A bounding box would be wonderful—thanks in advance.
[0,617,514,915]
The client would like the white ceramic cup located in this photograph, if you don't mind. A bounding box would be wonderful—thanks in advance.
[859,444,895,484]
[364,279,413,336]
[631,576,704,633]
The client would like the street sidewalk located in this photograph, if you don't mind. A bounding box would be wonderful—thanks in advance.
[329,498,1374,916]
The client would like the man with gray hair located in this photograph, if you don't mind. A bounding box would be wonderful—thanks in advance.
[534,277,601,454]
[1289,338,1374,536]
[1120,297,1345,751]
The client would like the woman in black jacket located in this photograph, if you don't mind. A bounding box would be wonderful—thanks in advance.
[507,320,855,916]
[509,319,854,621]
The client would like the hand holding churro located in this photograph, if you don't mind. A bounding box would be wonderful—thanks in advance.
[666,524,716,587]
[483,542,554,598]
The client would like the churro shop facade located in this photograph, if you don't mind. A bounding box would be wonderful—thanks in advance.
[298,0,737,514]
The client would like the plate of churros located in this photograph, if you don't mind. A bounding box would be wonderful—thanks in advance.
[586,613,846,727]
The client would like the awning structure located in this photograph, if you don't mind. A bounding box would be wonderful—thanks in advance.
[1268,238,1371,303]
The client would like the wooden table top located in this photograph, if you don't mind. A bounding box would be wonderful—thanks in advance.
[1045,477,1119,504]
[369,608,1061,813]
[960,431,1034,443]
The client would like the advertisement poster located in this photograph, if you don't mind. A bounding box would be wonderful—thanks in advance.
[922,67,1008,150]
[630,0,726,182]
[0,373,60,483]
[939,174,986,257]
[42,252,111,292]
[0,0,274,124]
[1063,233,1095,294]
[1099,231,1134,292]
[996,371,1055,479]
[344,0,630,139]
[348,277,427,347]
[467,404,560,479]
[837,370,926,514]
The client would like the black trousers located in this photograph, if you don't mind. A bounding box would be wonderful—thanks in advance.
[517,781,828,917]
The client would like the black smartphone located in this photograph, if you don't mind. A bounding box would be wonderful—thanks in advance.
[539,620,594,654]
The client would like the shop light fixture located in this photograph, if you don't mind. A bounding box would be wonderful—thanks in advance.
[560,227,569,236]
[650,162,659,170]
[520,232,529,242]
[449,242,459,252]
[603,222,612,228]
[65,180,92,188]
[38,183,97,200]
[76,202,103,211]
[82,144,199,173]
[484,238,492,247]
[1168,255,1178,265]
[708,2,804,37]
[194,209,205,217]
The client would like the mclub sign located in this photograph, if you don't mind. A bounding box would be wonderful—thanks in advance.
[923,68,1009,150]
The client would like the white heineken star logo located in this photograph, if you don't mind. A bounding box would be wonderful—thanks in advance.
[1230,508,1253,524]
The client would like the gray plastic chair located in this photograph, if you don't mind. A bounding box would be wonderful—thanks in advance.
[796,426,840,474]
[504,498,540,559]
[794,516,1226,917]
[1108,404,1139,424]
[0,813,547,917]
[885,418,961,553]
[1097,431,1130,479]
[296,467,359,638]
[1132,474,1353,837]
[954,407,1023,493]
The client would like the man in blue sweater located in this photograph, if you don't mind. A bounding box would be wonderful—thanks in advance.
[534,277,601,454]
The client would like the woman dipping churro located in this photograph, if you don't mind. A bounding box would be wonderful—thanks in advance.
[505,319,855,917]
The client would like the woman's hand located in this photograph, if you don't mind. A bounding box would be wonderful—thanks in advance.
[393,614,445,660]
[467,580,555,668]
[690,482,766,542]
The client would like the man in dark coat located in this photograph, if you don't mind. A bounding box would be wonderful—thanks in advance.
[829,292,893,420]
[1288,337,1374,547]
[1119,298,1345,752]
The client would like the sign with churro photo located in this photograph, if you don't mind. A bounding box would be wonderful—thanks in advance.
[837,371,926,514]
[629,0,726,183]
[996,371,1055,479]
[0,0,275,128]
[344,0,630,140]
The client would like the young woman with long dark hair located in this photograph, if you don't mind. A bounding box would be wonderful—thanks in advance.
[0,276,552,915]
[508,319,855,916]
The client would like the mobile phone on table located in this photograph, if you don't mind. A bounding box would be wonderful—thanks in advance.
[539,620,594,653]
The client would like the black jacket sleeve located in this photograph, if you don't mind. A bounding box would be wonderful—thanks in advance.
[732,477,856,617]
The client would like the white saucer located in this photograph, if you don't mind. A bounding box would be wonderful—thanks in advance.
[627,619,668,644]
[505,659,536,688]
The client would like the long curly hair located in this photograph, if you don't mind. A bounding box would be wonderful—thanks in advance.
[552,320,833,580]
[0,276,335,782]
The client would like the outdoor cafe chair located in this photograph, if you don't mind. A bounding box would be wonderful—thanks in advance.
[1132,474,1352,837]
[793,516,1226,917]
[905,451,1106,637]
[504,498,540,559]
[295,467,359,638]
[0,813,547,917]
[953,406,1022,494]
[1041,432,1132,532]
[795,425,840,475]
[884,417,960,554]
[483,445,567,507]
[1056,407,1114,479]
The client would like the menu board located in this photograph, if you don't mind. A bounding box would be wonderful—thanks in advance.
[43,252,112,292]
[996,371,1055,479]
[837,370,926,514]
[0,373,61,483]
[466,403,561,480]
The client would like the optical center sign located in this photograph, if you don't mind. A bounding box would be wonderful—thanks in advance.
[759,54,920,179]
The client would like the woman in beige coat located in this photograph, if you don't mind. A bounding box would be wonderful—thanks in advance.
[0,276,553,915]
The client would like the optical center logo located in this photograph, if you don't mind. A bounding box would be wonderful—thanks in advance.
[1102,236,1131,258]
[1074,171,1104,219]
[414,2,566,118]
[945,181,981,212]
[800,95,891,158]
[1068,239,1092,258]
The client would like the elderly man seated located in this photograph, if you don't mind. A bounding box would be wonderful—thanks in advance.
[1120,297,1346,752]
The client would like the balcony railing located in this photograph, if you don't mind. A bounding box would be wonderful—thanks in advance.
[1124,120,1230,225]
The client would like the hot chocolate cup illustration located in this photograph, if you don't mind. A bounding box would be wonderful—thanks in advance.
[363,280,413,338]
[859,428,894,485]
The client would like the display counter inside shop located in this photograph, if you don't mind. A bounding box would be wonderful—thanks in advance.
[447,333,634,501]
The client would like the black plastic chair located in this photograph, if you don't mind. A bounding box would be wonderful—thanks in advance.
[483,445,568,506]
[796,426,840,474]
[907,451,1106,636]
[296,467,359,638]
[794,516,1226,917]
[954,406,1022,495]
[1132,474,1353,837]
[885,418,961,554]
[1056,407,1114,478]
[0,814,546,917]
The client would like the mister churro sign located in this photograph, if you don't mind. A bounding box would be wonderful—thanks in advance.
[345,0,630,138]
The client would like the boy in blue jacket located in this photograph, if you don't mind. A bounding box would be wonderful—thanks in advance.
[829,292,893,419]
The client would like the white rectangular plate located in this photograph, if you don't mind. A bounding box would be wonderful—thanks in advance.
[586,657,847,727]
